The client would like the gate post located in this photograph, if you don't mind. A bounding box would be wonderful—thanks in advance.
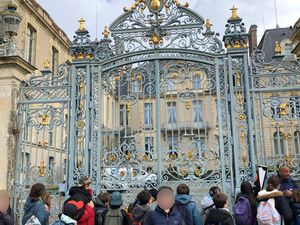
[223,6,256,195]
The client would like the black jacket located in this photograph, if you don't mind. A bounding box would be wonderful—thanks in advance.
[257,189,293,225]
[204,208,234,225]
[93,199,107,225]
[68,187,92,204]
[0,207,14,225]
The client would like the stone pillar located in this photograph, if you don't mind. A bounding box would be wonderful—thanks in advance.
[248,25,258,56]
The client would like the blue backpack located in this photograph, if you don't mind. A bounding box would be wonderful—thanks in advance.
[233,197,253,225]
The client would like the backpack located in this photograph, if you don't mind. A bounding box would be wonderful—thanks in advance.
[104,208,123,225]
[175,201,193,225]
[25,215,41,225]
[233,197,253,225]
[257,198,281,225]
[64,198,86,220]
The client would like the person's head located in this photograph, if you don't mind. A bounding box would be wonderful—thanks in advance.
[97,192,110,207]
[213,193,228,209]
[292,189,300,203]
[240,181,254,196]
[209,186,221,197]
[137,190,151,205]
[63,200,85,220]
[149,188,158,204]
[279,166,291,180]
[157,186,175,211]
[176,183,190,195]
[110,191,122,207]
[78,176,92,190]
[29,183,46,200]
[266,175,281,191]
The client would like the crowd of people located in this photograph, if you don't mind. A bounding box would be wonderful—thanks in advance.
[0,166,299,225]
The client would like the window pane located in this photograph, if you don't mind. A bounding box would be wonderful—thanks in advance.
[193,100,203,122]
[144,103,153,125]
[167,102,176,123]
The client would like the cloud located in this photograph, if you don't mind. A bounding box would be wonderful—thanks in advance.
[37,0,299,42]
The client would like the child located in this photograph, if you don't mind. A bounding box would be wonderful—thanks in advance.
[204,193,234,225]
[291,189,300,225]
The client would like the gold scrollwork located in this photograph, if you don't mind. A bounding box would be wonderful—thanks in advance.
[185,100,191,110]
[39,115,49,126]
[279,103,288,116]
[38,161,46,177]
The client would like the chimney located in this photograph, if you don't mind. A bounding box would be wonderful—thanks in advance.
[248,25,258,56]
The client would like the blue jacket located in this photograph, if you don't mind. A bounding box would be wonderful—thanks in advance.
[22,197,50,225]
[144,206,184,225]
[175,194,203,225]
[280,178,298,191]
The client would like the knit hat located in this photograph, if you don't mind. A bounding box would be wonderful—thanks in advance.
[78,176,92,186]
[209,186,221,197]
[110,191,122,206]
[63,200,84,220]
[149,188,158,200]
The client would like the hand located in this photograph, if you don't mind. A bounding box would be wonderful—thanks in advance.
[88,201,94,208]
[282,190,292,197]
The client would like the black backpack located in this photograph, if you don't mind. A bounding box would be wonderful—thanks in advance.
[175,201,193,225]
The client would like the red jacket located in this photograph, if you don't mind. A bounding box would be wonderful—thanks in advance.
[77,203,94,225]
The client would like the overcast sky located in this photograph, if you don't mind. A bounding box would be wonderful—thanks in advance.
[37,0,299,42]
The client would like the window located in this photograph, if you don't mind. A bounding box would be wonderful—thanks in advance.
[22,152,30,169]
[52,47,59,75]
[120,104,128,126]
[25,24,36,65]
[273,132,285,155]
[294,131,300,155]
[290,97,300,118]
[49,132,53,146]
[132,80,140,93]
[193,100,203,122]
[194,137,205,157]
[168,79,175,91]
[144,103,153,126]
[168,136,178,158]
[145,137,154,159]
[193,76,201,89]
[49,156,54,170]
[167,102,177,124]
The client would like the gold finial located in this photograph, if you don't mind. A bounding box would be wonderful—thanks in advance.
[102,25,110,38]
[150,0,161,11]
[185,100,191,110]
[274,41,282,54]
[205,18,213,30]
[39,114,49,126]
[78,17,86,31]
[230,5,239,20]
[43,59,50,69]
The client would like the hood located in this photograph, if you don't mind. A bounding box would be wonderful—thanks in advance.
[175,194,192,204]
[133,204,150,220]
[24,197,43,212]
[257,189,283,200]
[68,186,91,203]
[61,214,77,225]
[207,208,231,223]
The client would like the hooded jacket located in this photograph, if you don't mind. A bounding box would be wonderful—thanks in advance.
[143,206,185,225]
[257,189,293,225]
[204,208,234,225]
[93,198,107,225]
[68,187,94,225]
[132,204,151,223]
[22,197,50,225]
[175,194,203,225]
[0,207,14,225]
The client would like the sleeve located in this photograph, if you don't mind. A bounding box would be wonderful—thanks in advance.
[2,209,15,225]
[204,214,211,225]
[191,203,203,225]
[275,196,293,225]
[87,206,95,225]
[35,203,50,225]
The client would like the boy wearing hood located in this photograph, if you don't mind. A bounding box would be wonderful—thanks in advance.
[132,190,152,224]
[175,184,203,225]
[204,193,234,225]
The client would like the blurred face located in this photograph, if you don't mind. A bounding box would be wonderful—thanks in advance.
[0,191,9,213]
[280,167,291,180]
[157,189,175,211]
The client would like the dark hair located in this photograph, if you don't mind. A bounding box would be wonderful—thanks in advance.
[240,181,254,195]
[137,190,151,205]
[266,176,281,191]
[42,193,51,208]
[292,189,300,203]
[97,192,110,204]
[177,183,190,195]
[158,186,173,194]
[213,193,227,208]
[29,183,46,200]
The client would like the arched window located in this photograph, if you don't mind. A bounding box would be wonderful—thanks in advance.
[294,131,300,155]
[273,131,285,155]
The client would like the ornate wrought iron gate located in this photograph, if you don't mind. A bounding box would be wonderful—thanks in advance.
[13,0,300,221]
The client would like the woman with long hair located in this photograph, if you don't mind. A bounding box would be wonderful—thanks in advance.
[22,183,50,225]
